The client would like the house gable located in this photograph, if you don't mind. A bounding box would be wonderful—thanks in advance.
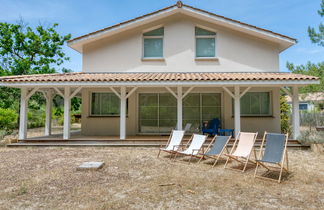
[68,2,296,53]
[82,14,281,73]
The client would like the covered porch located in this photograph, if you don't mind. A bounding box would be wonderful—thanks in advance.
[0,72,319,142]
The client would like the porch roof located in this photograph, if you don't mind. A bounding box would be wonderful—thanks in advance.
[0,72,319,87]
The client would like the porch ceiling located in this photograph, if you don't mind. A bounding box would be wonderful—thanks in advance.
[0,72,319,88]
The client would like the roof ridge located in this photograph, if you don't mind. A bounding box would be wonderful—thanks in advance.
[181,4,296,41]
[67,2,296,44]
[68,4,177,43]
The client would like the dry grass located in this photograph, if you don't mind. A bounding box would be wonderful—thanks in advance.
[0,124,81,145]
[0,147,323,209]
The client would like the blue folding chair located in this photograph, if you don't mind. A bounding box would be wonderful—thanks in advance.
[254,132,289,183]
[202,118,221,136]
[198,135,231,167]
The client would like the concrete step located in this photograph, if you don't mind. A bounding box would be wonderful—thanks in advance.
[7,141,307,149]
[19,139,301,144]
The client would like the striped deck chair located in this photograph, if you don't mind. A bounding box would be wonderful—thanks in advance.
[198,135,231,167]
[224,132,258,172]
[173,134,208,164]
[254,132,289,183]
[157,130,185,159]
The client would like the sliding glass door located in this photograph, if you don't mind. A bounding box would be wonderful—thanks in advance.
[139,92,221,134]
[183,93,222,133]
[139,93,177,133]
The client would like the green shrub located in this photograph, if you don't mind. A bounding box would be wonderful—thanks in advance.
[0,129,7,141]
[0,108,18,131]
[298,130,324,144]
[27,108,45,128]
[53,107,64,126]
[280,95,291,135]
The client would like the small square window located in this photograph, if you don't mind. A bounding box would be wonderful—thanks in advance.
[144,38,163,57]
[196,38,215,57]
[143,27,164,58]
[195,27,216,58]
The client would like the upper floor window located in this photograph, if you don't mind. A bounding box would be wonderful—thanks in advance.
[143,27,164,58]
[195,27,216,58]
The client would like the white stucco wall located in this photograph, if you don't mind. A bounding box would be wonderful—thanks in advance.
[82,14,280,73]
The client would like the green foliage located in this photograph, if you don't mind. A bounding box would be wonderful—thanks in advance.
[280,95,291,135]
[308,0,324,46]
[0,87,20,109]
[0,21,71,75]
[298,130,324,144]
[286,62,324,93]
[0,108,18,131]
[299,111,324,130]
[0,20,78,132]
[0,20,71,121]
[27,108,45,128]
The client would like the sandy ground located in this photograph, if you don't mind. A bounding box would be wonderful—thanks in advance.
[0,147,323,210]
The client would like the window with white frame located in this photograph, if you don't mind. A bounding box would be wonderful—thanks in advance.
[143,27,164,58]
[233,92,272,116]
[195,27,216,58]
[91,92,121,116]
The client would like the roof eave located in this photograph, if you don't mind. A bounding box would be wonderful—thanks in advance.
[0,79,319,88]
[68,5,179,53]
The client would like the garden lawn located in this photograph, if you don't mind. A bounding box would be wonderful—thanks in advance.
[0,147,323,209]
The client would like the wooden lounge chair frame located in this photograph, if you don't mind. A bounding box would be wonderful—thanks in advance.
[254,131,289,183]
[224,132,258,172]
[198,135,231,167]
[173,134,208,164]
[157,130,185,159]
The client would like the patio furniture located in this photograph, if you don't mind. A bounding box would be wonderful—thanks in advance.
[219,129,234,137]
[173,134,208,164]
[184,123,192,132]
[254,132,289,183]
[202,118,221,136]
[157,130,185,159]
[224,132,258,172]
[198,135,231,167]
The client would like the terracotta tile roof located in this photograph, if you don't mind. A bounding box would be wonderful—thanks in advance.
[0,72,318,83]
[68,2,296,44]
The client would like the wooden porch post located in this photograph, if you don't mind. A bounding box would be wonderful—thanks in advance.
[44,91,53,136]
[177,86,183,130]
[18,88,28,140]
[234,86,241,137]
[63,87,71,140]
[120,86,127,140]
[292,86,300,139]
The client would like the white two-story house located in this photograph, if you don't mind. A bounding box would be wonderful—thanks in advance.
[0,1,319,141]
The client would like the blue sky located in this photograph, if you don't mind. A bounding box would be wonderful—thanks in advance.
[0,0,323,72]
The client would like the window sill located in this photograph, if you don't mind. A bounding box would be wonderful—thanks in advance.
[88,115,129,118]
[142,57,165,61]
[195,57,219,61]
[231,116,275,118]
